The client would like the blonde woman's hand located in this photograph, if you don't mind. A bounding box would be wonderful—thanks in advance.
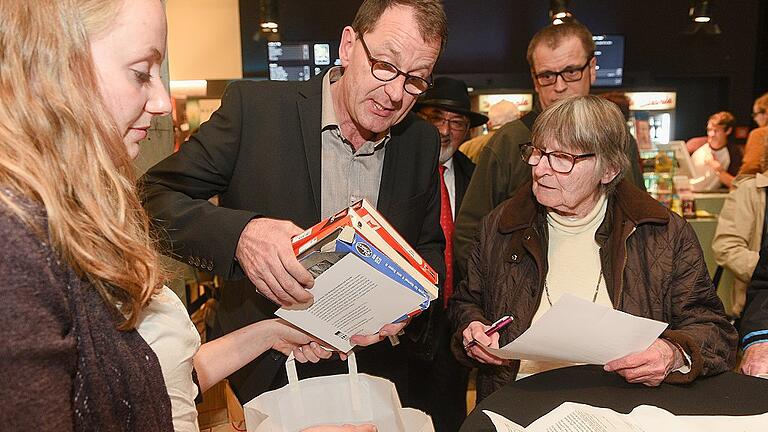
[301,424,377,432]
[269,319,334,363]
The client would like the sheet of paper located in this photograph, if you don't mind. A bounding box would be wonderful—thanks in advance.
[678,412,768,431]
[627,405,697,432]
[524,402,704,432]
[483,410,525,432]
[484,294,668,364]
[526,402,644,432]
[276,254,425,352]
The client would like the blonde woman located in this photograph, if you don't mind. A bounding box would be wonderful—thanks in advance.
[0,1,374,431]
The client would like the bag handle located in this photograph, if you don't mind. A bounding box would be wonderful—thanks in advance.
[285,352,361,410]
[285,351,359,384]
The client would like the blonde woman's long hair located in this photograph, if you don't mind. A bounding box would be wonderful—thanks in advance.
[0,0,163,330]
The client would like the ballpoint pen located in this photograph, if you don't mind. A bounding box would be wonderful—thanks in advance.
[464,315,514,349]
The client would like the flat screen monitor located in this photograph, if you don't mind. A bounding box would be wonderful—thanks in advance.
[267,41,341,81]
[656,140,696,180]
[592,34,624,87]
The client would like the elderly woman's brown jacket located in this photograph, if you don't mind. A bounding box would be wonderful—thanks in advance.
[449,180,738,401]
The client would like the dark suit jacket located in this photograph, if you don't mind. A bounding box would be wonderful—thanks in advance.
[452,149,475,213]
[140,73,445,401]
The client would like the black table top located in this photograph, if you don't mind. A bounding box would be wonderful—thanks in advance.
[460,365,768,431]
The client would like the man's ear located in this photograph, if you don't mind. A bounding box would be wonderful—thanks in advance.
[588,55,597,85]
[338,26,356,68]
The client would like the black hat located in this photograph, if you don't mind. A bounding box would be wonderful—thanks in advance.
[414,77,488,128]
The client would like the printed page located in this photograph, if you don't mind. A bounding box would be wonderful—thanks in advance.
[482,410,525,432]
[484,295,667,364]
[526,402,645,432]
[276,253,425,352]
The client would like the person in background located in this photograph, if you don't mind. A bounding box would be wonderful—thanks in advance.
[688,111,741,191]
[0,1,375,431]
[738,92,768,175]
[459,100,520,163]
[141,0,447,409]
[712,145,768,320]
[413,76,486,432]
[449,95,737,401]
[453,20,645,280]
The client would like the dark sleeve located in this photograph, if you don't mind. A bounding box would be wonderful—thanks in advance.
[740,246,768,349]
[403,128,447,344]
[626,134,647,192]
[726,141,744,177]
[662,220,738,384]
[140,82,258,280]
[448,214,493,368]
[0,215,76,431]
[454,128,530,279]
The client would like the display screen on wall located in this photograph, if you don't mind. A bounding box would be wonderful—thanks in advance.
[266,41,341,81]
[592,34,624,87]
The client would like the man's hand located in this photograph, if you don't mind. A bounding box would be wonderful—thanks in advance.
[604,338,683,386]
[349,321,409,347]
[740,343,768,377]
[462,321,505,365]
[235,218,314,306]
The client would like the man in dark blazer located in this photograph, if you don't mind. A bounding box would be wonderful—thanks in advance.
[140,0,448,406]
[413,77,485,432]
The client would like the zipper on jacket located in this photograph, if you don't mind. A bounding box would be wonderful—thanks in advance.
[616,225,637,307]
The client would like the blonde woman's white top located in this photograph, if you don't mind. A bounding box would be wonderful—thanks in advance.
[137,286,201,432]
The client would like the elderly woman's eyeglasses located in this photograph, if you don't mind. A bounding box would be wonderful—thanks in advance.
[520,144,595,174]
[357,33,432,96]
[533,54,594,87]
[752,110,766,119]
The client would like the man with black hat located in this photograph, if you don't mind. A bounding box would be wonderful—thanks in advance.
[409,76,486,432]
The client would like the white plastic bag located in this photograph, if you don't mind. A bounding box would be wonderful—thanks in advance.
[244,353,434,432]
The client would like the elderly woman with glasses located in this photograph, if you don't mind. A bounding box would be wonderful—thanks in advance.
[448,95,737,401]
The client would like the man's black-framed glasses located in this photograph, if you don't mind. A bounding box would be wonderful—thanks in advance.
[752,110,766,119]
[520,143,595,174]
[357,33,432,96]
[533,54,594,87]
[425,114,470,132]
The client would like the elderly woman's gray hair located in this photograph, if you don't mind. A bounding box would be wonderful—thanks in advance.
[532,95,631,192]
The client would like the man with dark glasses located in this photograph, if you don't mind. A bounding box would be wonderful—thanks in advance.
[142,0,448,409]
[454,20,645,279]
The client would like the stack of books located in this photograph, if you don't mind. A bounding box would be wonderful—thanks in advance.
[276,199,439,352]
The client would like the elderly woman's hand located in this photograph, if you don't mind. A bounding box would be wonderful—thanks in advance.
[604,338,684,386]
[462,321,506,365]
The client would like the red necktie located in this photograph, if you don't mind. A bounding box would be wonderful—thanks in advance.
[439,165,454,308]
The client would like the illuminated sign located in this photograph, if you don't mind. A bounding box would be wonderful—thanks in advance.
[626,92,677,111]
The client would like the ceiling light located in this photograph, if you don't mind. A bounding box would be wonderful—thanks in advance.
[684,0,721,35]
[259,0,279,34]
[549,0,573,25]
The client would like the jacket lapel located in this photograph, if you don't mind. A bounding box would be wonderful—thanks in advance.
[297,78,324,220]
[377,135,399,214]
